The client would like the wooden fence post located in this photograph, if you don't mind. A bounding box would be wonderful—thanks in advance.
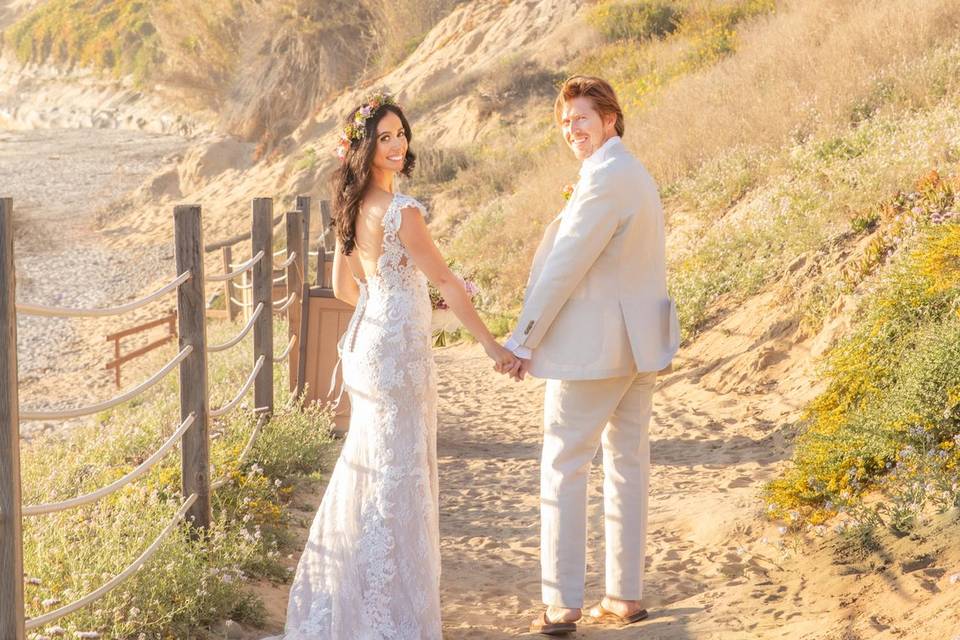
[174,205,211,531]
[318,199,334,287]
[0,198,26,640]
[285,206,303,395]
[221,246,239,322]
[252,198,274,416]
[295,196,312,401]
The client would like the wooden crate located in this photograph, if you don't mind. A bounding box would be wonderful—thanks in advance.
[302,287,354,433]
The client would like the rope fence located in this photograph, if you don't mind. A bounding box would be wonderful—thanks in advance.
[276,251,297,269]
[20,346,192,421]
[273,334,297,363]
[1,196,314,640]
[273,291,298,312]
[16,271,191,318]
[211,355,265,418]
[207,303,262,353]
[23,413,196,517]
[208,250,264,283]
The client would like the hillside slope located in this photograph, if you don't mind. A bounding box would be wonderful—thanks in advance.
[5,0,960,637]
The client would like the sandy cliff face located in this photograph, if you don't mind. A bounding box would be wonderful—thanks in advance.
[292,0,588,144]
[0,56,212,134]
[97,0,591,251]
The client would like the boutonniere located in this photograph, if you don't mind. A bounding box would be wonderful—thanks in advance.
[562,181,576,201]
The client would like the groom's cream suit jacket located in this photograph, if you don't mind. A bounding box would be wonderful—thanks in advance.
[509,137,679,380]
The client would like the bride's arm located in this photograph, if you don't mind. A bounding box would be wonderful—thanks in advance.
[332,240,360,307]
[397,208,515,368]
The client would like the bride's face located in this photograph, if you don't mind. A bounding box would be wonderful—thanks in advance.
[371,111,408,175]
[560,96,616,161]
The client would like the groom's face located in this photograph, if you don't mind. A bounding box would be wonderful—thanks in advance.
[560,97,616,161]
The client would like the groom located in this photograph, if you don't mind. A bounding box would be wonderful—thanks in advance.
[504,75,679,635]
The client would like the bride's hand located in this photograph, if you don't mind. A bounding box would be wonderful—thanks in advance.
[484,340,519,374]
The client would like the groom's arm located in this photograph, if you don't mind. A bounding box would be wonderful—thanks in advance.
[508,166,626,352]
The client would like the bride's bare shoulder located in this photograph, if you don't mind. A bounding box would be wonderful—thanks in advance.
[358,190,395,224]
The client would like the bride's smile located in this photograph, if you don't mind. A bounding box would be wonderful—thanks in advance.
[373,111,409,173]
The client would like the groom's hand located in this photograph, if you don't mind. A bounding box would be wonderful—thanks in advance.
[511,358,531,381]
[497,355,520,375]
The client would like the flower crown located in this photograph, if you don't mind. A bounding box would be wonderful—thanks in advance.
[336,91,399,160]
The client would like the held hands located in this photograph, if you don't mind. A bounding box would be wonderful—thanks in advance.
[483,340,530,381]
[484,340,519,376]
[512,357,531,381]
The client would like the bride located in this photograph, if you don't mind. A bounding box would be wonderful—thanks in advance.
[267,92,519,639]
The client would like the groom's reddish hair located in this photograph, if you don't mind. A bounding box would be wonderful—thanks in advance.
[554,75,625,137]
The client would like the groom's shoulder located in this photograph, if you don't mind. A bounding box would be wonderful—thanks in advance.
[584,152,638,188]
[610,146,654,187]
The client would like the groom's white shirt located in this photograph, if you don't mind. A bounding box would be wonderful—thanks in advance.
[505,136,679,379]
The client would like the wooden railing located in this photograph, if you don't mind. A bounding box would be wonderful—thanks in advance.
[0,196,311,640]
[104,310,177,387]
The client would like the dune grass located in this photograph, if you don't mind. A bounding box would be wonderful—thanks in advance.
[19,317,335,638]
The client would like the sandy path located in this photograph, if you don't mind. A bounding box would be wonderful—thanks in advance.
[253,343,805,638]
[434,344,803,639]
[251,341,960,639]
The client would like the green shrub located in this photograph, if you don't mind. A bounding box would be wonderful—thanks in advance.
[587,1,682,43]
[9,0,158,78]
[8,0,242,89]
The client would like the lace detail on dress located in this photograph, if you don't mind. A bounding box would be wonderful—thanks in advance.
[268,193,440,640]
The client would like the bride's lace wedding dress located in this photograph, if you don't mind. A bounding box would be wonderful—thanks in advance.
[267,193,441,639]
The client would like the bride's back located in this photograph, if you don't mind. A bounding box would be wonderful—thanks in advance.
[344,189,394,282]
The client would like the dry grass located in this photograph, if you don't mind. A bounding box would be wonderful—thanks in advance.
[629,0,960,184]
[438,0,960,336]
[365,0,464,70]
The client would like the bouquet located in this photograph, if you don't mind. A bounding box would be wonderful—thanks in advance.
[429,277,479,310]
[430,276,480,346]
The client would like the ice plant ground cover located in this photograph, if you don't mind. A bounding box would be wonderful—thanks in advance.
[766,172,960,527]
[18,318,337,638]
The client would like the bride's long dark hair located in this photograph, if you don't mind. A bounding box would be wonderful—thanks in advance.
[331,102,416,255]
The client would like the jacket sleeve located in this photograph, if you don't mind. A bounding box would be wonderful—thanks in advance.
[509,165,625,350]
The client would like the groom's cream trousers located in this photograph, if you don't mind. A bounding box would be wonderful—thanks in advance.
[540,370,656,608]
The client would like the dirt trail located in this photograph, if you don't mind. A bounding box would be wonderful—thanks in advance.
[247,340,960,639]
[433,345,797,639]
[432,344,960,639]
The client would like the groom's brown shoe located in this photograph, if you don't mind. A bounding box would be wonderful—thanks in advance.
[529,610,579,636]
[585,600,649,626]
